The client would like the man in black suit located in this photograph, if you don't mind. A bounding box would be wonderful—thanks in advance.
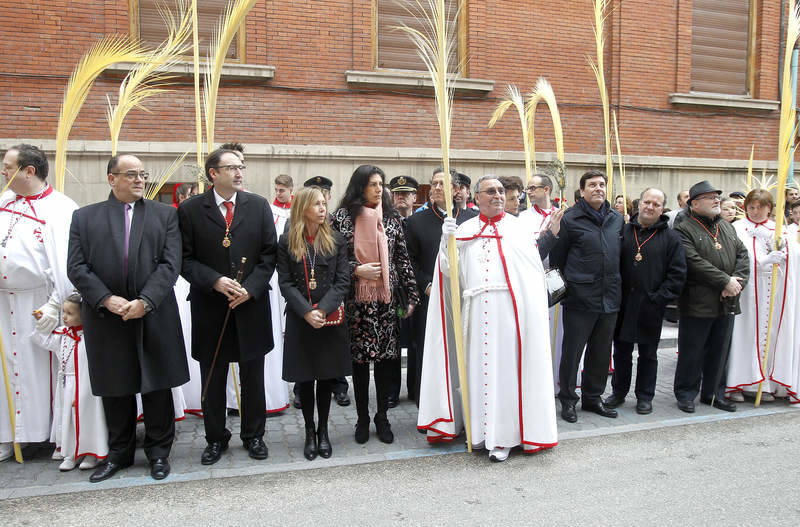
[68,154,189,482]
[178,147,277,465]
[405,168,477,404]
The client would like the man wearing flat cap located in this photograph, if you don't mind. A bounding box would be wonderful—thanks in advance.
[673,180,749,413]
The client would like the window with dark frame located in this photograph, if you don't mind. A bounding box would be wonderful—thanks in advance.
[690,0,752,96]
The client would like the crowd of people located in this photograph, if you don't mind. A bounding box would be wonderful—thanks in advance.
[2,142,800,479]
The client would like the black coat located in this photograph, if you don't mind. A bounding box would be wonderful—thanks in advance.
[616,214,687,344]
[277,232,351,382]
[178,190,277,363]
[539,199,624,313]
[405,205,477,295]
[67,193,189,397]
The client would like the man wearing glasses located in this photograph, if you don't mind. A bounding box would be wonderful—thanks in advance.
[178,148,278,466]
[673,181,749,413]
[68,154,189,481]
[0,144,78,462]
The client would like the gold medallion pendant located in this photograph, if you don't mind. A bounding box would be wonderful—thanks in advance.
[222,236,231,248]
[714,242,722,250]
[634,252,643,262]
[309,269,317,290]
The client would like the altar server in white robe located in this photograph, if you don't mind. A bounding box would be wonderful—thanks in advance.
[728,189,799,401]
[418,176,558,462]
[0,144,77,461]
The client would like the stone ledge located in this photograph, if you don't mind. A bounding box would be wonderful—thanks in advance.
[669,92,779,111]
[345,69,494,94]
[107,61,275,82]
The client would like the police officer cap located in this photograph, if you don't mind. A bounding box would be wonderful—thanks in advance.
[303,176,333,191]
[388,175,419,193]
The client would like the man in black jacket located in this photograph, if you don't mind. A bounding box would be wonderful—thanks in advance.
[68,154,189,482]
[673,180,749,413]
[405,168,477,404]
[179,148,278,465]
[602,188,687,415]
[538,170,623,423]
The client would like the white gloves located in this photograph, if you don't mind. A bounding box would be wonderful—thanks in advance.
[35,298,60,334]
[440,217,457,254]
[759,250,786,268]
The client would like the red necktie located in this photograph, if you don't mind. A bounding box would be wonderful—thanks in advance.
[223,201,233,227]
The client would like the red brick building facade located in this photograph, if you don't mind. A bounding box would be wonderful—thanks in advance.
[0,1,790,206]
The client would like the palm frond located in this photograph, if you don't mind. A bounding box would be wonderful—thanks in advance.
[54,36,149,192]
[527,77,566,202]
[204,0,260,152]
[191,0,204,190]
[587,0,613,197]
[612,110,626,216]
[747,144,754,192]
[489,85,533,188]
[0,167,21,195]
[146,151,190,200]
[107,0,193,156]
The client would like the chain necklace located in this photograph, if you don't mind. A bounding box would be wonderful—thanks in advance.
[305,238,317,290]
[633,225,658,262]
[690,215,722,250]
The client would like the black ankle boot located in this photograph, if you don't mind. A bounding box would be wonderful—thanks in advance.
[354,417,370,444]
[317,425,332,458]
[304,424,318,460]
[374,414,394,444]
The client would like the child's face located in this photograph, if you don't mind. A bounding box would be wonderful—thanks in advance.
[62,301,81,327]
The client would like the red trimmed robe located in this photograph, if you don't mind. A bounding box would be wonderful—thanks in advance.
[417,212,558,452]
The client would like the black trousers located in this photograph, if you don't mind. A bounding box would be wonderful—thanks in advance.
[102,389,174,464]
[352,360,392,422]
[559,308,618,405]
[200,355,266,443]
[674,314,734,402]
[611,340,659,401]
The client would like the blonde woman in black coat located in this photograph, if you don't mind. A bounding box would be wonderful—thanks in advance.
[278,187,351,460]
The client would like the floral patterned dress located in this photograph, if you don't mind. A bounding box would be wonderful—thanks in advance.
[331,208,420,363]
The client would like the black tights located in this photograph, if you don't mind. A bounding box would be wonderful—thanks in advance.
[352,360,392,422]
[297,379,333,429]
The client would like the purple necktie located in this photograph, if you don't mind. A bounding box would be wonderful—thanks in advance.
[123,203,132,277]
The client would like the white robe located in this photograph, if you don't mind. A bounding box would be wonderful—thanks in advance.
[727,219,798,397]
[0,188,76,443]
[225,203,290,413]
[35,327,108,460]
[418,213,558,452]
[768,222,800,401]
[175,276,203,415]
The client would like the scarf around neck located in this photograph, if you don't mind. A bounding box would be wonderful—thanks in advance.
[353,204,391,304]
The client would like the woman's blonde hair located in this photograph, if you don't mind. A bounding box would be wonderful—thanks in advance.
[288,187,337,261]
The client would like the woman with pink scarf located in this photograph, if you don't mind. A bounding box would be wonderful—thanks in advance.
[331,165,419,445]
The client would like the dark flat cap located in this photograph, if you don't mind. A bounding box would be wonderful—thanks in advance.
[303,176,333,190]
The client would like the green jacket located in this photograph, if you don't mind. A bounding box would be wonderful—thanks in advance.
[675,210,749,318]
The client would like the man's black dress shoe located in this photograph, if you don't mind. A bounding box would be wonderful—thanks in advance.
[334,392,351,407]
[560,402,578,423]
[387,394,399,408]
[676,399,695,413]
[201,429,231,465]
[150,458,170,480]
[582,400,618,418]
[701,396,736,412]
[603,394,626,409]
[89,460,131,483]
[636,399,653,415]
[226,408,240,417]
[244,437,268,460]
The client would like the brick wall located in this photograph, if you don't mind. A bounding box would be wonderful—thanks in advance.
[0,1,789,167]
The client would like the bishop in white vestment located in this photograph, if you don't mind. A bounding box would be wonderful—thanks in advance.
[417,177,557,462]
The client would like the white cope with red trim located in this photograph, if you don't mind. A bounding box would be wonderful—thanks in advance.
[417,213,558,452]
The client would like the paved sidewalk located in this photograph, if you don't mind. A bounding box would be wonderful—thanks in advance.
[1,322,798,499]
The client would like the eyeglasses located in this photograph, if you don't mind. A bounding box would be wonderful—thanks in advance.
[477,187,506,196]
[526,185,546,192]
[214,165,247,172]
[111,171,149,181]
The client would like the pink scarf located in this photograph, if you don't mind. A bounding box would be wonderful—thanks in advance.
[354,203,391,303]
